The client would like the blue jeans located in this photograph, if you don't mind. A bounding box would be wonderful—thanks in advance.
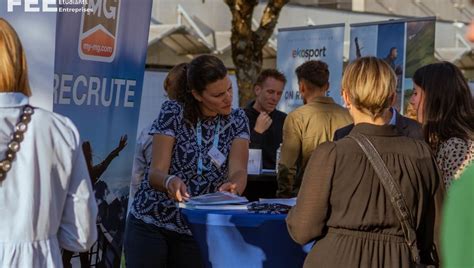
[124,215,204,268]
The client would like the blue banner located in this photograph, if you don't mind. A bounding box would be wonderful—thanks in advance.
[349,18,435,114]
[53,0,152,263]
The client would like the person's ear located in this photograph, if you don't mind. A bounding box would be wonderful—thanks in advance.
[389,92,397,107]
[254,85,262,96]
[342,90,352,107]
[299,80,305,93]
[191,90,202,102]
[324,83,330,92]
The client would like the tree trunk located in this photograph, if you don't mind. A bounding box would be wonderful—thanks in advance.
[224,0,288,107]
[234,47,263,107]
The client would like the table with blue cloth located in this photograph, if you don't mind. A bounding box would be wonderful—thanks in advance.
[181,208,311,268]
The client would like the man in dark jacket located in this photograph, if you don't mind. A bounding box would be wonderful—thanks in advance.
[244,69,287,170]
[334,106,422,140]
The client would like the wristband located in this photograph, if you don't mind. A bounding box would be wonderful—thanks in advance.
[164,175,177,191]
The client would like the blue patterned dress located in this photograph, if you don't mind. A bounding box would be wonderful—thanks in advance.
[130,100,250,235]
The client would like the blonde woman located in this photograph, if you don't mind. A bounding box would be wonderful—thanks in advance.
[0,19,97,267]
[287,57,444,267]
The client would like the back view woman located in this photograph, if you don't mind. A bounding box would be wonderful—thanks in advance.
[410,62,474,188]
[0,19,98,267]
[287,57,444,267]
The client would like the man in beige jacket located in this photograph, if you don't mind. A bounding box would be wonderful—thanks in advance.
[276,60,352,197]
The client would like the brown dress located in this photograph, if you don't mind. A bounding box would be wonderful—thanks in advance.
[287,124,444,268]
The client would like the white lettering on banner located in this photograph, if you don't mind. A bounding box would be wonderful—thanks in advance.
[7,0,90,12]
[73,75,88,105]
[7,0,20,12]
[42,0,56,12]
[88,76,100,105]
[24,0,39,11]
[58,74,73,105]
[88,0,116,19]
[53,73,136,108]
[124,80,136,108]
[8,0,56,12]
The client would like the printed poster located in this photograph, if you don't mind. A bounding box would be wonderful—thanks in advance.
[277,24,345,113]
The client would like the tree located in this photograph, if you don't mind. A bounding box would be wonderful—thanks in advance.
[224,0,288,106]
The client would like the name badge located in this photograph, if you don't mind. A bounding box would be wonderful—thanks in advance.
[208,146,226,168]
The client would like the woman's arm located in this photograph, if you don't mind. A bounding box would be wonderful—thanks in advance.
[148,134,173,191]
[286,142,336,245]
[148,134,189,201]
[219,138,249,195]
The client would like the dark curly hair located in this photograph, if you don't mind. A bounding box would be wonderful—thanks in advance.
[175,55,227,125]
[295,60,329,90]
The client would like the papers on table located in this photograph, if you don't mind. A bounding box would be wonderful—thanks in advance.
[177,193,297,211]
[187,191,248,205]
[258,198,297,207]
[178,202,249,210]
[177,192,249,210]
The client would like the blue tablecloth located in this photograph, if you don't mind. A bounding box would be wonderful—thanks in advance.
[181,208,311,268]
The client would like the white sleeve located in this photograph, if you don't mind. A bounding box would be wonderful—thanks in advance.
[128,128,152,213]
[58,143,98,252]
[128,139,145,212]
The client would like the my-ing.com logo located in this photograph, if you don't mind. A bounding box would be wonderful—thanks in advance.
[78,0,120,63]
[292,46,327,59]
[7,0,93,13]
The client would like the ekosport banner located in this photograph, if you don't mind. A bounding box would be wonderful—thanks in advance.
[277,24,345,113]
[53,0,152,264]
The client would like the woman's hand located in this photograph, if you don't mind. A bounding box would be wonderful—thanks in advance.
[219,182,240,195]
[166,176,190,202]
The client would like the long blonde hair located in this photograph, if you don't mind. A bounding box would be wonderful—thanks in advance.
[342,56,396,120]
[0,19,31,96]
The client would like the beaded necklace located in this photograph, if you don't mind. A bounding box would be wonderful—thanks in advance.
[0,105,34,185]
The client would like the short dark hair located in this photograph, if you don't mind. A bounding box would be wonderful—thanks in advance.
[254,69,286,88]
[413,61,474,150]
[175,55,227,125]
[295,60,329,90]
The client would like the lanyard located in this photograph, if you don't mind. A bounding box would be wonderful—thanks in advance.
[196,117,221,175]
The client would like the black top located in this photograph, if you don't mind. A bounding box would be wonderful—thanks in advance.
[334,110,423,141]
[244,101,287,169]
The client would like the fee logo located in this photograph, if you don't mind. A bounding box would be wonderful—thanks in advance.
[78,0,120,62]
